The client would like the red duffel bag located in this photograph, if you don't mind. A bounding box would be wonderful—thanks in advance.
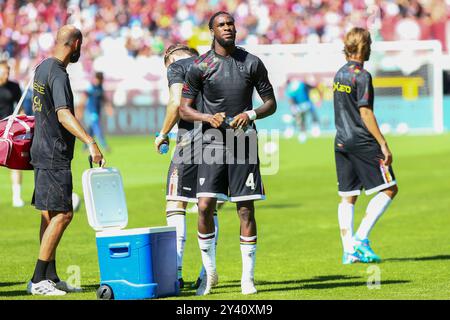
[0,114,35,170]
[0,75,35,170]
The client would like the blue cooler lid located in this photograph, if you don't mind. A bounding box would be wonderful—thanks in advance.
[82,168,128,231]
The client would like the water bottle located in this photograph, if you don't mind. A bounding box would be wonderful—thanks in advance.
[159,141,169,154]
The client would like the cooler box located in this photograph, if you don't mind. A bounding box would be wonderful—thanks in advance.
[82,167,179,300]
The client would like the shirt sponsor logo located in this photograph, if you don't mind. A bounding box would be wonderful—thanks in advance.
[333,82,352,93]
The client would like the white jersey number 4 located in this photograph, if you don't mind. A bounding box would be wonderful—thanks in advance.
[245,173,256,190]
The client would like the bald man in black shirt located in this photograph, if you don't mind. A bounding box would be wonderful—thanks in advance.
[27,25,105,296]
[180,11,276,296]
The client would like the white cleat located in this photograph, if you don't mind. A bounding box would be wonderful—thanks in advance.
[55,280,82,293]
[241,279,257,295]
[12,198,25,208]
[27,280,67,296]
[196,272,218,296]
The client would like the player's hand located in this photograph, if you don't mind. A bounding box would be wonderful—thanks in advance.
[381,143,392,166]
[230,113,249,129]
[155,134,169,154]
[208,112,225,128]
[89,142,105,167]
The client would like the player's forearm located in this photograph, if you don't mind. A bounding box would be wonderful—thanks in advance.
[57,108,94,144]
[254,95,277,120]
[360,107,387,146]
[160,101,180,135]
[179,99,211,123]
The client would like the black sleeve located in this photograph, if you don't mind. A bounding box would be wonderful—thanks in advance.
[49,71,73,111]
[356,72,374,108]
[252,57,274,98]
[167,63,185,87]
[181,63,203,99]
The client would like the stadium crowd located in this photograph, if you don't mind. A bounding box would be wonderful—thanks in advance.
[0,0,449,83]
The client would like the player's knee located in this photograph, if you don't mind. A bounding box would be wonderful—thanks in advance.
[238,206,254,223]
[197,200,213,217]
[52,211,73,227]
[341,196,357,205]
[385,185,398,199]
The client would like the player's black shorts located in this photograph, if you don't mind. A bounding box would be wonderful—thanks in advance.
[165,130,202,203]
[335,148,397,196]
[32,168,73,212]
[196,136,265,203]
[166,160,198,203]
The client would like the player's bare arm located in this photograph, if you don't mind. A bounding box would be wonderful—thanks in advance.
[230,94,277,129]
[57,108,105,165]
[359,105,392,166]
[179,96,225,128]
[155,83,183,152]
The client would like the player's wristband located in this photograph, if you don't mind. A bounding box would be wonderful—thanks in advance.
[157,133,168,139]
[87,140,97,146]
[244,110,257,121]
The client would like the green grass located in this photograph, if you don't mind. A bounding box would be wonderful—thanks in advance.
[1,133,450,300]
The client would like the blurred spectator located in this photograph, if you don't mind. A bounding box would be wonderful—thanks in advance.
[0,0,448,85]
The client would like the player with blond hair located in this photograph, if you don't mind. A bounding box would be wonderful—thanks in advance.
[333,28,398,264]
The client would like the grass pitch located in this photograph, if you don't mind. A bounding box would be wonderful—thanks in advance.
[1,133,450,300]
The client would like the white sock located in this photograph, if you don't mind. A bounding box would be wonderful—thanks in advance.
[356,192,392,240]
[199,210,219,279]
[240,235,257,283]
[166,211,186,279]
[198,231,216,277]
[12,184,22,201]
[338,202,355,253]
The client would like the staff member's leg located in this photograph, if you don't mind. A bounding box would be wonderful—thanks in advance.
[28,169,79,295]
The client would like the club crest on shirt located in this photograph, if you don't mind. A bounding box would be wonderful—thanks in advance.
[199,178,205,186]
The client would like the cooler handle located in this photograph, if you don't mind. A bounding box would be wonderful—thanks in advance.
[109,243,130,258]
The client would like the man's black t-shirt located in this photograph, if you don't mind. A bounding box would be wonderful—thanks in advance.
[167,56,203,132]
[333,61,377,152]
[182,47,274,121]
[30,58,75,169]
[0,81,22,119]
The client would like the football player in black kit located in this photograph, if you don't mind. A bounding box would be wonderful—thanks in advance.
[155,44,221,289]
[179,12,277,295]
[333,28,398,265]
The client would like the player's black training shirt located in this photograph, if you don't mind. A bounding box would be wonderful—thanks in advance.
[333,60,377,152]
[0,80,21,119]
[30,58,75,169]
[182,47,274,122]
[167,56,202,132]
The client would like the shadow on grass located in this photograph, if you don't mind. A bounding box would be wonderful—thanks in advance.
[384,255,450,262]
[218,275,362,289]
[257,280,410,293]
[0,290,30,298]
[0,282,24,288]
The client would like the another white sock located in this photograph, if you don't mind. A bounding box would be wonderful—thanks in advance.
[199,210,219,279]
[198,231,216,277]
[338,202,355,253]
[166,211,186,279]
[240,235,257,282]
[12,184,21,201]
[356,192,392,240]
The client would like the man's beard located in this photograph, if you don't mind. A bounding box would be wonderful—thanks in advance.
[217,36,235,48]
[70,47,81,63]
